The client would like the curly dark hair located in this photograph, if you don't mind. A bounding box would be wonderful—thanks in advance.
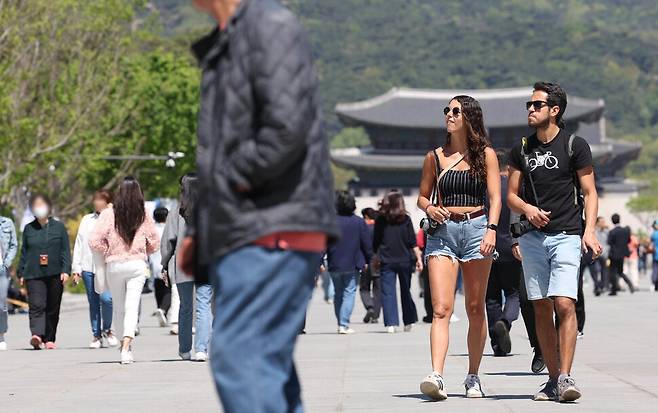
[114,176,146,247]
[446,95,491,181]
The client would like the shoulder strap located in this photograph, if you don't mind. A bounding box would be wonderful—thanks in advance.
[519,136,541,208]
[438,155,465,183]
[432,148,464,207]
[566,134,584,207]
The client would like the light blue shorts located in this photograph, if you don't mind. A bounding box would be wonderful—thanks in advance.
[518,230,581,300]
[425,214,493,264]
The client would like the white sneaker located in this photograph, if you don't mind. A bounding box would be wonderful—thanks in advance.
[0,341,7,351]
[155,308,168,327]
[179,351,191,360]
[120,349,133,364]
[420,372,448,401]
[404,324,413,332]
[170,324,179,335]
[464,374,484,398]
[450,313,460,323]
[195,352,208,362]
[386,326,396,334]
[89,338,102,349]
[338,326,355,335]
[105,332,119,347]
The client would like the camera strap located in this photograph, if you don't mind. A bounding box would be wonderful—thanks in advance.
[520,137,541,209]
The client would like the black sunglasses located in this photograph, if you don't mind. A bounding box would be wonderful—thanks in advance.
[443,107,461,117]
[526,100,549,111]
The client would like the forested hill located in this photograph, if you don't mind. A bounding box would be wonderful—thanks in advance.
[150,0,658,182]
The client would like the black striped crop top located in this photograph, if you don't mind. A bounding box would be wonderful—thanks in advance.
[438,169,487,207]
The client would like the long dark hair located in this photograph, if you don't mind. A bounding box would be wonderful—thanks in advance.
[379,190,407,224]
[446,95,491,181]
[179,173,198,223]
[114,176,146,246]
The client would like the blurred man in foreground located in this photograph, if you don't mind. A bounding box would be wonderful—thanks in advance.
[181,1,339,411]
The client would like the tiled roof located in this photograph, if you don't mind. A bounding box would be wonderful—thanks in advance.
[336,87,605,129]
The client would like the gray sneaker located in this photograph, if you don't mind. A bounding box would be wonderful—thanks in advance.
[558,376,582,402]
[420,372,448,401]
[534,379,558,401]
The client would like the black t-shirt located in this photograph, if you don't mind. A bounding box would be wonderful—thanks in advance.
[508,129,592,235]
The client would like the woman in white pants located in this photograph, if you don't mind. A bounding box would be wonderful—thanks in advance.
[90,177,160,364]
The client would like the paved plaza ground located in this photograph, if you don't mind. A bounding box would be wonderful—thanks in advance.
[2,276,657,412]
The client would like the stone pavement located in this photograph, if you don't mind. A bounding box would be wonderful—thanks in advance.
[2,277,658,412]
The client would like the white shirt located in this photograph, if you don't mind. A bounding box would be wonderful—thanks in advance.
[72,212,100,274]
[148,223,166,277]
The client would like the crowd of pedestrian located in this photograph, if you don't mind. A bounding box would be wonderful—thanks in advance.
[0,174,214,365]
[3,1,658,412]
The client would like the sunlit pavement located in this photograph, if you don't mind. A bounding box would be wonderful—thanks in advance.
[2,277,657,412]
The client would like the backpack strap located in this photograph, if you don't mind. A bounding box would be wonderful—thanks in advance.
[566,133,584,208]
[519,137,541,208]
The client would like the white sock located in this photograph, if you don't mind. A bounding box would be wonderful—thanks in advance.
[0,334,5,342]
[558,373,569,383]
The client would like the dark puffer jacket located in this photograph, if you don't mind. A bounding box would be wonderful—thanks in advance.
[191,0,339,264]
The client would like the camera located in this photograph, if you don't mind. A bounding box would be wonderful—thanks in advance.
[420,217,440,236]
[510,216,534,238]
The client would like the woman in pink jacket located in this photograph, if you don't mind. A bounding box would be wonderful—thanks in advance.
[90,177,159,364]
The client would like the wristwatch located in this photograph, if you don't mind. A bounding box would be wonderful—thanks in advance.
[487,224,498,231]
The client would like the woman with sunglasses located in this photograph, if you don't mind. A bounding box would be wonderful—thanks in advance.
[417,96,501,400]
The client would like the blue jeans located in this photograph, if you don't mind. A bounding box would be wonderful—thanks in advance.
[330,271,359,327]
[81,271,112,338]
[0,268,8,335]
[320,271,334,301]
[519,231,581,300]
[380,262,418,327]
[210,246,321,413]
[177,281,213,354]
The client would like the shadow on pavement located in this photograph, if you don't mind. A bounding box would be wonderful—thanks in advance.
[449,353,522,357]
[485,371,548,377]
[392,393,435,402]
[486,394,534,400]
[78,358,194,364]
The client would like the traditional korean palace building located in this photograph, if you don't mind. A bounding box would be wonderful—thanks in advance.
[331,87,644,228]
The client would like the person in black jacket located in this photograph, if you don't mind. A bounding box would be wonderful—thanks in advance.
[181,1,339,412]
[485,154,521,357]
[373,191,423,333]
[359,207,381,324]
[326,191,372,334]
[18,194,71,350]
[607,213,635,295]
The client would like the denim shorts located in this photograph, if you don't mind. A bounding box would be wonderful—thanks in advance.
[425,214,491,264]
[518,230,581,300]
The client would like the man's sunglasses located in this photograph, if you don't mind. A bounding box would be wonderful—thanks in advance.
[526,100,549,111]
[443,107,461,117]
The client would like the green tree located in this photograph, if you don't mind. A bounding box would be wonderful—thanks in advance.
[0,0,147,217]
[0,1,200,220]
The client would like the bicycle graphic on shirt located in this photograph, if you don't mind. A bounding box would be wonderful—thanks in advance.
[528,151,559,171]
